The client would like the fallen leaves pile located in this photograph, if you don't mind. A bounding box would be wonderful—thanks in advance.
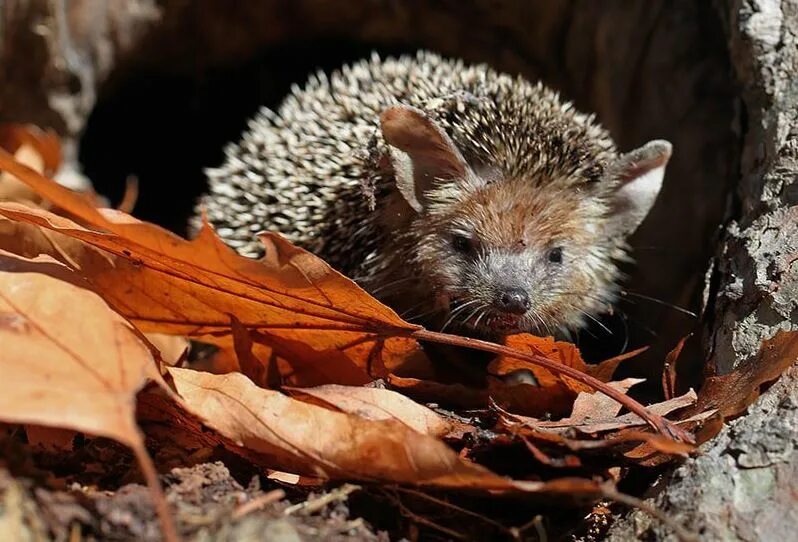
[0,125,796,541]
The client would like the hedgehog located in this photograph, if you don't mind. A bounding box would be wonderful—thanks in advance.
[197,51,672,339]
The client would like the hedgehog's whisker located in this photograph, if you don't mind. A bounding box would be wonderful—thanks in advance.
[439,299,481,333]
[471,306,490,330]
[399,300,429,319]
[368,276,418,297]
[620,291,697,318]
[574,307,613,336]
[405,307,441,323]
[450,303,487,333]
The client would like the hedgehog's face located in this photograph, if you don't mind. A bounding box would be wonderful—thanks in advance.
[415,180,618,336]
[380,105,671,338]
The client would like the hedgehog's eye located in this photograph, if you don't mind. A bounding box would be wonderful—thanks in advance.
[547,247,563,264]
[452,233,474,254]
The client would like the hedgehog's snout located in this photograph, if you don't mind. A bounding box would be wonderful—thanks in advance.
[494,287,531,315]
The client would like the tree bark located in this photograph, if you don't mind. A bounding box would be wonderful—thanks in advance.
[609,1,798,539]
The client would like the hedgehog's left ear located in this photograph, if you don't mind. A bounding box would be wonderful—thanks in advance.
[380,105,473,213]
[606,140,672,237]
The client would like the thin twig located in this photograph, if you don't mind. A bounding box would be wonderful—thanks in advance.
[232,489,286,519]
[412,329,693,443]
[284,484,360,516]
[385,489,468,540]
[395,487,511,534]
[131,440,180,542]
[601,483,700,542]
[510,515,546,542]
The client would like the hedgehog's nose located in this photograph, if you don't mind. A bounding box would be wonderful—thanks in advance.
[496,288,530,315]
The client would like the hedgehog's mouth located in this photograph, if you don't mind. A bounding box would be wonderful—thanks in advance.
[480,312,527,332]
[452,305,528,335]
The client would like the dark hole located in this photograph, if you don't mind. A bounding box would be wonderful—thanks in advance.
[79,39,413,234]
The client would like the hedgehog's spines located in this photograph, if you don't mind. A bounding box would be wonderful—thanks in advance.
[198,51,627,333]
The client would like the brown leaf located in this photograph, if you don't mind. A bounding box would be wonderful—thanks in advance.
[167,367,494,485]
[286,384,453,437]
[688,330,798,421]
[168,367,603,497]
[538,389,698,434]
[487,335,644,417]
[0,251,163,444]
[0,125,61,176]
[0,251,177,540]
[144,332,189,366]
[0,124,61,204]
[24,425,76,452]
[0,151,423,385]
[662,335,690,399]
[567,378,645,423]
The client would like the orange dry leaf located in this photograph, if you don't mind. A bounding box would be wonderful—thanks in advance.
[169,367,503,485]
[0,124,61,176]
[0,251,164,444]
[168,366,603,497]
[0,124,61,204]
[687,330,798,422]
[0,251,177,540]
[531,389,698,434]
[497,385,698,466]
[0,149,423,385]
[488,334,645,417]
[286,384,453,437]
[492,334,642,387]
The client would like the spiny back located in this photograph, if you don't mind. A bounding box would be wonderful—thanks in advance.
[199,51,616,281]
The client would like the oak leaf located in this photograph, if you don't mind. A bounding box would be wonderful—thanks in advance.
[0,149,423,385]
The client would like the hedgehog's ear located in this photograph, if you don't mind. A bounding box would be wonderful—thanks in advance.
[606,140,672,237]
[380,105,472,213]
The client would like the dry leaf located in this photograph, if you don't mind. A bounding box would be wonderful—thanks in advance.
[168,367,603,497]
[689,330,798,421]
[487,335,644,416]
[0,251,164,444]
[168,368,499,485]
[0,251,177,540]
[286,384,452,437]
[0,125,61,176]
[0,124,61,204]
[145,332,189,366]
[492,335,643,388]
[0,151,425,385]
[566,378,645,423]
[662,335,690,399]
[526,389,697,434]
[24,425,76,452]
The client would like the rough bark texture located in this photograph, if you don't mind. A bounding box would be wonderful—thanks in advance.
[0,1,796,540]
[608,1,798,539]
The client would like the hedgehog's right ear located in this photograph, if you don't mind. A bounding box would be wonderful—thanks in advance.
[607,140,673,237]
[380,105,472,213]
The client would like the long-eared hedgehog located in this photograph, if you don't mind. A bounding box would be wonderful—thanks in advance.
[197,51,672,339]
